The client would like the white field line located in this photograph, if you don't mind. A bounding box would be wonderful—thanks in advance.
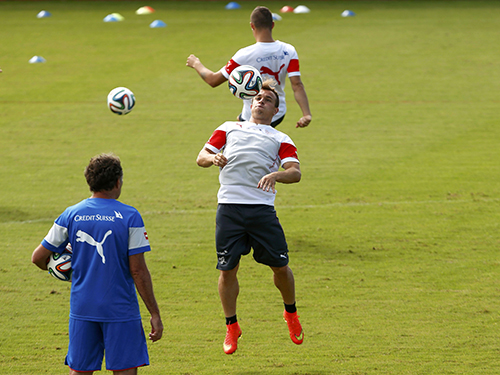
[6,197,499,225]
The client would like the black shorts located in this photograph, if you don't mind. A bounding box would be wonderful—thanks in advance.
[215,204,289,270]
[238,114,284,128]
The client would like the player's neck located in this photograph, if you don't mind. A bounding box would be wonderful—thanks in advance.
[249,116,272,126]
[254,31,274,43]
[91,190,120,200]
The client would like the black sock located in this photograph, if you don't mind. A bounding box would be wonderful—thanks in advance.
[226,315,237,325]
[284,302,297,314]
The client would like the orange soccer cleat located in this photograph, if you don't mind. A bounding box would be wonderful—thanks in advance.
[283,311,304,345]
[223,322,242,354]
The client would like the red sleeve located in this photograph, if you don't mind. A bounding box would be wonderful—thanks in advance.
[224,59,241,75]
[279,142,299,161]
[207,130,227,150]
[287,59,300,73]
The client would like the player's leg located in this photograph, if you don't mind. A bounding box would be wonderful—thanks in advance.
[219,264,242,354]
[113,369,137,375]
[271,265,304,344]
[66,319,104,374]
[218,263,240,318]
[103,320,149,372]
[270,265,295,305]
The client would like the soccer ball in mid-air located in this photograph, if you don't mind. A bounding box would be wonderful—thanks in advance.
[47,244,73,282]
[228,65,263,99]
[107,87,135,115]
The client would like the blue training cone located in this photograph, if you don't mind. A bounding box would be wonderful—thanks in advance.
[225,2,241,10]
[150,20,167,28]
[341,10,356,17]
[29,56,46,63]
[37,10,51,18]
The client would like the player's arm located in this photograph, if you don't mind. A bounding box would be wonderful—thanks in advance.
[289,75,312,128]
[196,148,228,168]
[129,252,163,342]
[32,244,52,270]
[186,54,227,88]
[257,162,301,193]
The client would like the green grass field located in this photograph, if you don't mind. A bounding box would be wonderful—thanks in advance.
[1,0,500,374]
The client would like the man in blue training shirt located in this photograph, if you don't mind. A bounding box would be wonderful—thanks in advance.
[32,153,163,375]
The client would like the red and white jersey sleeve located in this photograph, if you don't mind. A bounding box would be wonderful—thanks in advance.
[219,41,301,121]
[204,121,299,206]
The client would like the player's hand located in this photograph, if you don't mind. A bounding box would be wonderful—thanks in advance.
[213,153,228,168]
[149,315,163,342]
[296,114,312,128]
[258,173,278,193]
[186,54,199,69]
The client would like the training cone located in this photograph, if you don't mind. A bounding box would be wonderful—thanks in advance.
[272,13,282,21]
[293,5,310,14]
[37,10,51,18]
[136,6,155,15]
[341,10,356,17]
[225,2,241,10]
[111,13,124,21]
[29,56,46,64]
[280,6,294,13]
[150,20,166,28]
[104,14,118,22]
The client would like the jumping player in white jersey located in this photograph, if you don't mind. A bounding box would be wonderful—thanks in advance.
[197,80,304,355]
[187,6,312,129]
[32,153,163,375]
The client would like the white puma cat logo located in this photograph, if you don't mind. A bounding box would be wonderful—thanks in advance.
[76,230,112,264]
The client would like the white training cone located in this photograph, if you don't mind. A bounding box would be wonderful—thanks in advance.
[341,10,356,17]
[110,13,124,21]
[136,6,155,15]
[272,13,282,21]
[37,10,51,18]
[29,56,46,63]
[293,5,310,14]
[150,20,166,28]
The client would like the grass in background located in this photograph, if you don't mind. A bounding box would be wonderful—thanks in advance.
[1,1,499,374]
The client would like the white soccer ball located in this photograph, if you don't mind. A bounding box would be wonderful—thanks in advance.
[107,87,135,115]
[228,65,263,99]
[47,245,72,282]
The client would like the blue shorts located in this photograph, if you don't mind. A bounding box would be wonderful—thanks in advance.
[215,204,289,270]
[65,319,149,372]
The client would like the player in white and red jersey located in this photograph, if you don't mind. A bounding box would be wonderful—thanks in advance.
[197,81,304,355]
[187,6,311,129]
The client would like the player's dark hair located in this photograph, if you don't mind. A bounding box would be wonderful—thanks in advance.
[85,153,123,192]
[261,79,280,108]
[251,6,273,30]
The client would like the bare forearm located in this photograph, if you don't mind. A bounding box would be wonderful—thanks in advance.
[275,167,301,184]
[132,268,161,317]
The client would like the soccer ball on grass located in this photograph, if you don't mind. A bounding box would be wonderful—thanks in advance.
[47,244,72,282]
[107,87,135,115]
[228,65,263,99]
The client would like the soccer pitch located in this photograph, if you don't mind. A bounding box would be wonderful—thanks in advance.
[1,0,500,374]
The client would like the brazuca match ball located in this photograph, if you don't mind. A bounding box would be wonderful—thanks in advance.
[107,87,135,115]
[47,244,73,282]
[228,65,263,99]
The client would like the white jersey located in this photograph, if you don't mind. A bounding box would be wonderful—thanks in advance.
[220,41,301,122]
[204,121,299,206]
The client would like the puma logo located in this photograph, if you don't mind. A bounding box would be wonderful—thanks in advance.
[260,64,285,85]
[76,230,112,264]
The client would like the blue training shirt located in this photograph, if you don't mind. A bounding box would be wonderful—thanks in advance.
[42,198,151,322]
